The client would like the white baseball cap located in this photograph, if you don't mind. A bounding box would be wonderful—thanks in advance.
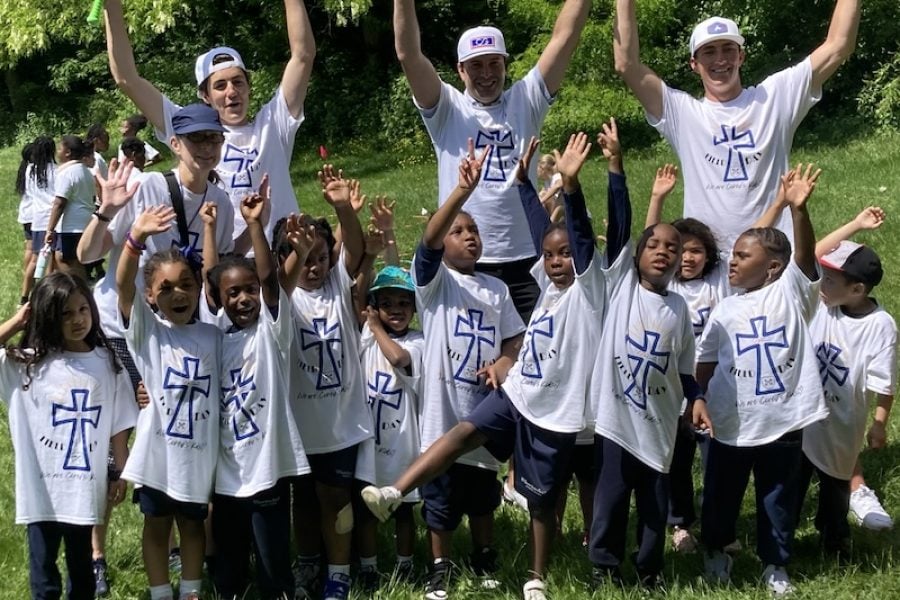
[457,26,508,63]
[689,17,745,56]
[194,46,247,87]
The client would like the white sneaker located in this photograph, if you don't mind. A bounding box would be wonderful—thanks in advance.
[360,485,402,523]
[762,564,794,596]
[849,485,893,530]
[703,550,732,585]
[502,481,529,512]
[523,578,547,600]
[671,526,698,554]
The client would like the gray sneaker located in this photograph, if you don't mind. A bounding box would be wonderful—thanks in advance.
[762,564,794,596]
[703,550,733,585]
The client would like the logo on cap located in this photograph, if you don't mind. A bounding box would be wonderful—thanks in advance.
[708,22,728,34]
[470,36,496,49]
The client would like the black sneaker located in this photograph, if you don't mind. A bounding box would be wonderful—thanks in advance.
[93,558,110,597]
[394,560,415,584]
[591,565,624,587]
[425,559,453,600]
[357,567,381,593]
[293,557,322,599]
[470,547,500,590]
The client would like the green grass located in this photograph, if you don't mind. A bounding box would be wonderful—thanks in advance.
[1,128,900,598]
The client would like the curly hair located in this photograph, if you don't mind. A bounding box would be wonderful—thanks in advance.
[672,217,720,279]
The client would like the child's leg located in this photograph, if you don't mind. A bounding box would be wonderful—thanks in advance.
[394,503,416,560]
[589,436,634,572]
[667,420,698,529]
[353,480,379,562]
[27,522,64,600]
[700,439,753,552]
[175,515,207,585]
[421,466,466,561]
[394,422,487,494]
[61,524,95,600]
[292,474,322,557]
[249,481,295,598]
[143,516,175,587]
[210,494,252,598]
[633,465,669,580]
[814,469,852,550]
[529,505,557,578]
[794,453,817,529]
[317,481,353,565]
[751,432,803,567]
[850,456,865,492]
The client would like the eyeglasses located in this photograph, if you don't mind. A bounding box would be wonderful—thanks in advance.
[183,132,225,145]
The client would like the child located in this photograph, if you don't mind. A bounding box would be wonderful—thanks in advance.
[361,143,527,599]
[536,153,563,216]
[118,114,162,167]
[645,162,730,554]
[84,123,110,180]
[120,137,148,172]
[16,142,35,303]
[798,206,895,552]
[589,119,711,589]
[117,207,223,600]
[696,166,827,596]
[283,165,370,600]
[0,272,136,600]
[202,191,316,598]
[353,265,425,591]
[25,136,57,287]
[45,135,95,280]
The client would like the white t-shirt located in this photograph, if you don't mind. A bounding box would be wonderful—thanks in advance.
[669,258,731,343]
[502,254,605,433]
[355,325,425,502]
[158,87,303,241]
[121,299,222,503]
[53,161,96,233]
[591,244,696,473]
[0,348,136,525]
[418,68,553,263]
[118,141,160,163]
[90,152,108,180]
[802,302,898,480]
[288,256,372,454]
[217,289,311,497]
[18,192,32,225]
[697,260,828,446]
[650,59,820,250]
[93,169,235,339]
[412,254,526,470]
[26,164,56,231]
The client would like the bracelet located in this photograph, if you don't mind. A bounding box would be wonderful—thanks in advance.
[93,210,111,223]
[107,467,122,482]
[124,242,142,257]
[126,231,147,251]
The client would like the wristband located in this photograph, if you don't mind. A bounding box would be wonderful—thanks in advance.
[107,467,122,482]
[126,231,147,251]
[93,210,111,223]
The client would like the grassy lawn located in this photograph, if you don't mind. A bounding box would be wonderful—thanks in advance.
[0,126,899,598]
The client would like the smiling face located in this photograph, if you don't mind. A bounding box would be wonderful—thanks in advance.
[373,288,415,335]
[297,237,332,292]
[202,66,250,126]
[458,54,507,104]
[542,228,574,289]
[690,39,745,102]
[728,234,781,291]
[442,212,482,273]
[637,224,682,291]
[171,130,225,174]
[146,261,200,325]
[217,266,261,329]
[679,234,709,281]
[61,292,93,352]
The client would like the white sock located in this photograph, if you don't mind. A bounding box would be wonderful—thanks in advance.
[360,556,378,572]
[328,563,351,578]
[149,584,174,600]
[396,554,413,565]
[179,578,202,598]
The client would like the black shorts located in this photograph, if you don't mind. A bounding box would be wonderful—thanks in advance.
[22,223,32,241]
[565,441,596,484]
[466,387,577,510]
[421,463,501,531]
[134,486,208,521]
[53,232,82,260]
[306,444,359,488]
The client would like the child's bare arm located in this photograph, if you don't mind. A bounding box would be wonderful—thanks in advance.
[369,197,399,266]
[645,164,678,228]
[200,201,219,310]
[117,206,176,320]
[477,333,524,390]
[0,304,29,346]
[321,165,366,277]
[695,362,717,393]
[867,393,893,449]
[782,164,821,279]
[241,189,280,309]
[423,140,489,250]
[816,206,885,258]
[78,158,140,263]
[107,429,130,506]
[366,307,412,369]
[279,214,317,292]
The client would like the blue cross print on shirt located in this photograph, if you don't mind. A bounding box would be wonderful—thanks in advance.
[521,310,554,379]
[692,307,711,338]
[368,371,403,446]
[713,125,756,182]
[475,130,516,183]
[623,331,670,410]
[735,316,789,395]
[816,342,850,388]
[453,309,497,385]
[163,356,211,439]
[222,143,260,190]
[52,389,101,472]
[301,318,343,390]
[223,368,261,441]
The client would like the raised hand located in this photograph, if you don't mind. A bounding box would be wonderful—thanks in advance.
[854,206,886,231]
[199,201,218,226]
[369,196,396,233]
[241,192,267,224]
[516,136,541,183]
[553,132,592,181]
[459,140,490,190]
[597,117,621,163]
[781,163,821,209]
[363,225,386,257]
[319,165,352,208]
[349,179,367,214]
[284,213,318,257]
[651,164,679,199]
[132,205,176,240]
[96,157,140,211]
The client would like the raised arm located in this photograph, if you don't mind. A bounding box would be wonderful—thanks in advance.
[78,159,141,263]
[809,0,861,91]
[393,0,442,109]
[537,0,593,95]
[782,165,819,279]
[0,304,29,347]
[280,214,316,292]
[613,0,664,120]
[103,0,166,132]
[423,142,489,249]
[241,194,280,309]
[280,0,316,119]
[554,132,596,274]
[815,206,885,258]
[117,206,176,320]
[516,137,552,255]
[199,202,219,311]
[369,197,400,267]
[645,164,678,228]
[320,166,365,277]
[598,118,631,262]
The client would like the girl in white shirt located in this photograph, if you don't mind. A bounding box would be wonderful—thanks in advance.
[46,135,95,281]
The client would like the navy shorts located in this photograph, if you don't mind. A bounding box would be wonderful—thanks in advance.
[31,230,46,253]
[53,232,82,260]
[22,223,32,241]
[306,444,358,488]
[421,463,501,531]
[134,486,208,521]
[466,387,577,511]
